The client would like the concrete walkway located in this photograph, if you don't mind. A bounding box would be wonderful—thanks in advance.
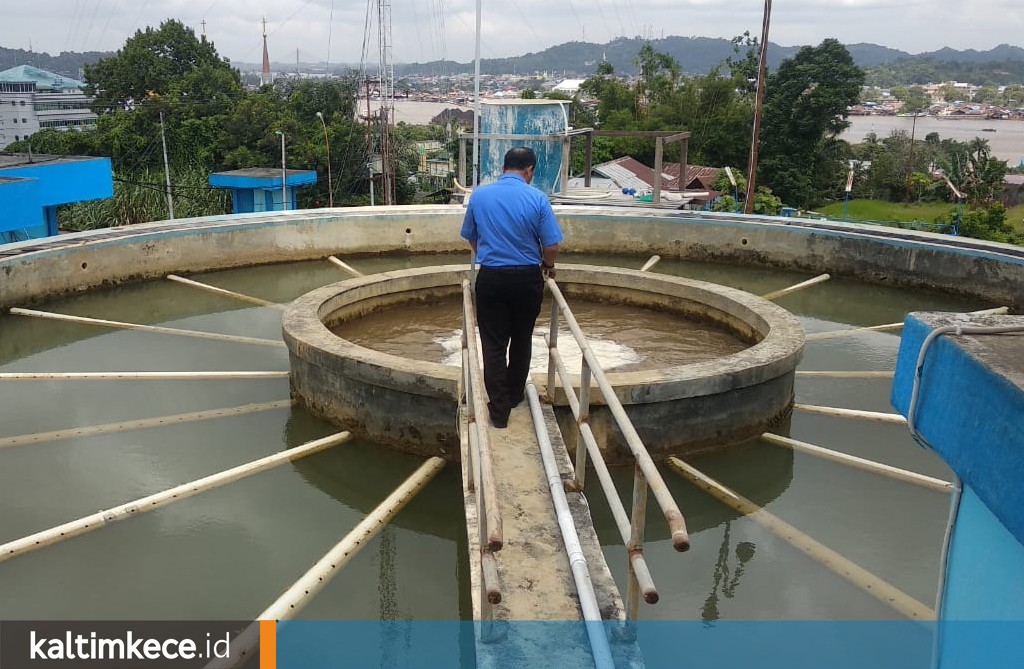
[462,399,641,668]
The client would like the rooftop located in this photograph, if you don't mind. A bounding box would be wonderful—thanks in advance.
[0,154,102,169]
[0,65,86,90]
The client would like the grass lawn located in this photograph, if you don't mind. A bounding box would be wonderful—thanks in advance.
[817,200,957,223]
[817,199,1024,234]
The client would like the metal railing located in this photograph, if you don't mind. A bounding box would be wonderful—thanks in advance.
[459,278,504,623]
[543,277,690,621]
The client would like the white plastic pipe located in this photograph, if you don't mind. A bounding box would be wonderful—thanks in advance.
[795,370,894,379]
[9,307,285,348]
[525,382,615,669]
[0,432,351,563]
[760,273,830,301]
[0,371,289,381]
[668,457,934,621]
[262,456,444,619]
[808,306,1009,341]
[761,433,951,492]
[640,255,661,272]
[794,403,907,425]
[545,279,689,551]
[167,274,284,309]
[327,256,364,277]
[207,456,444,669]
[0,400,294,449]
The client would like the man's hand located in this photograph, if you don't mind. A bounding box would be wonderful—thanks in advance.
[541,264,556,280]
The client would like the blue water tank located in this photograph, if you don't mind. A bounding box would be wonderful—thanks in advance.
[478,100,568,195]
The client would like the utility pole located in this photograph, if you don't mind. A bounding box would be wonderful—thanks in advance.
[369,161,375,206]
[275,131,287,210]
[159,112,175,220]
[316,111,333,207]
[744,0,772,215]
[472,0,482,188]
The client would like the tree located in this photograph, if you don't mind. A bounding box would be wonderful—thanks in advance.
[758,39,865,208]
[84,20,241,113]
[725,32,759,94]
[956,204,1020,244]
[634,44,680,115]
[900,86,930,113]
[939,84,961,103]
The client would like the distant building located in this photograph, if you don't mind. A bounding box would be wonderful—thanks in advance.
[209,168,317,213]
[1003,174,1024,207]
[586,156,720,209]
[551,79,585,96]
[0,65,98,150]
[0,153,113,242]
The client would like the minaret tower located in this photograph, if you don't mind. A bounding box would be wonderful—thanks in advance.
[260,18,272,86]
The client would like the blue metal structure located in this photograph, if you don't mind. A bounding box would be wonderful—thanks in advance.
[478,100,568,195]
[209,168,318,213]
[892,312,1024,668]
[0,154,113,242]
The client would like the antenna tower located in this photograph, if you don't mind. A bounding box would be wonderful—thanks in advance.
[377,0,396,204]
[261,17,272,86]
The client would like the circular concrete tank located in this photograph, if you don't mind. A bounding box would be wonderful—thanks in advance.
[282,263,805,462]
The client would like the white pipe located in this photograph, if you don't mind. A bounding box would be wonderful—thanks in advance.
[794,403,907,425]
[545,279,689,551]
[639,255,661,272]
[808,306,1009,341]
[327,256,364,277]
[207,456,444,669]
[0,371,289,381]
[761,433,951,492]
[167,275,284,309]
[760,273,830,301]
[668,457,935,621]
[806,322,904,340]
[545,341,659,603]
[262,456,444,619]
[9,307,285,348]
[0,399,294,449]
[796,370,894,379]
[525,382,615,669]
[472,0,481,188]
[0,432,351,563]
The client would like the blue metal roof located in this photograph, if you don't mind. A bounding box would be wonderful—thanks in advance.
[0,65,85,90]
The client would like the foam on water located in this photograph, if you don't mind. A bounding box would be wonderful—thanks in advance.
[437,327,643,374]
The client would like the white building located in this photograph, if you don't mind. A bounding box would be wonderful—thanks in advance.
[551,79,586,96]
[0,65,98,150]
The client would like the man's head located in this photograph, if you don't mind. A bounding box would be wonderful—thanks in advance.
[503,147,536,182]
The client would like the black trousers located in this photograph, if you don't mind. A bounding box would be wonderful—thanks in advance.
[475,265,544,418]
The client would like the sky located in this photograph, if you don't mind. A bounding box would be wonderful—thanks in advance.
[1,0,1022,69]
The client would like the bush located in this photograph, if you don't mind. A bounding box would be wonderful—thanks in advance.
[948,204,1023,244]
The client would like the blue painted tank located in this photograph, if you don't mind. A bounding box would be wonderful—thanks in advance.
[478,100,568,195]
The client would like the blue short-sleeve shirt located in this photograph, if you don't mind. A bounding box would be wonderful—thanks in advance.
[460,173,563,267]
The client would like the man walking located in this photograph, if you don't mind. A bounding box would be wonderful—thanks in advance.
[461,147,563,429]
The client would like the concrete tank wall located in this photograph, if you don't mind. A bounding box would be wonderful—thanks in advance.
[2,206,1023,311]
[282,264,804,461]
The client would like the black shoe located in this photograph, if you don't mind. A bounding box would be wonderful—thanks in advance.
[510,394,525,408]
[487,403,509,429]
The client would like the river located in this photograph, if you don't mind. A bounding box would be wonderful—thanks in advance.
[369,99,1024,166]
[842,116,1024,165]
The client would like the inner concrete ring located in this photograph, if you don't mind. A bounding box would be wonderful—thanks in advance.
[282,263,805,463]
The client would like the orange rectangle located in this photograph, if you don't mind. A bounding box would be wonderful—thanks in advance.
[259,619,276,669]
